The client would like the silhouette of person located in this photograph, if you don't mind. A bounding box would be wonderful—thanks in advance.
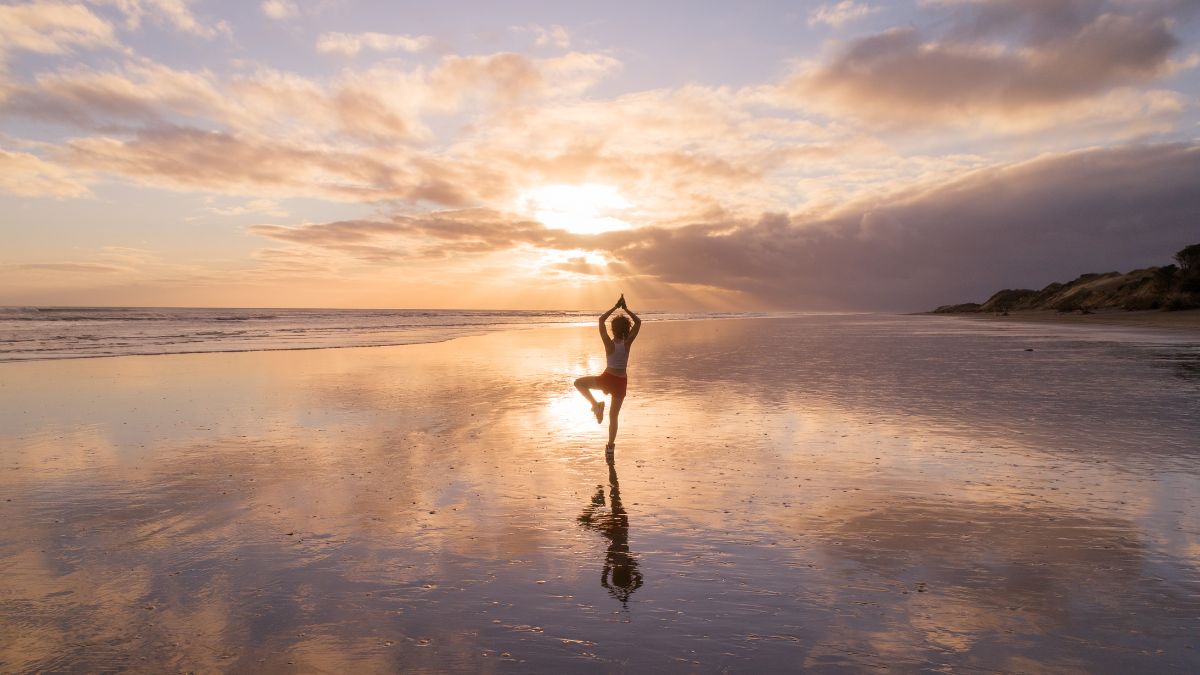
[577,457,643,605]
[574,294,642,453]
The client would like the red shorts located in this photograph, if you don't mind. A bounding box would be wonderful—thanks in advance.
[597,371,628,398]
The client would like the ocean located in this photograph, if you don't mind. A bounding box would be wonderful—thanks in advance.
[0,306,770,362]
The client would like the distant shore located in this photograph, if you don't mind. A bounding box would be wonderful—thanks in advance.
[932,308,1200,330]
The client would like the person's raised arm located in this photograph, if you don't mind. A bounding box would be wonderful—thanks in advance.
[621,295,642,343]
[598,299,620,346]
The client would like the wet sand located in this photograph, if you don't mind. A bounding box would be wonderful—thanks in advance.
[948,308,1200,330]
[2,316,1199,672]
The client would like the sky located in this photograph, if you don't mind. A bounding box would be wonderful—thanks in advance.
[1,0,1198,310]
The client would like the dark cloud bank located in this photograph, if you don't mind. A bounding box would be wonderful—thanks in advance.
[253,143,1200,310]
[615,144,1199,309]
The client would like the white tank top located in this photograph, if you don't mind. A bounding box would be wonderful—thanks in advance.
[607,340,629,370]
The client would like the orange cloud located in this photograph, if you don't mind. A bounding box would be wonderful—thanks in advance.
[248,209,598,263]
[0,2,118,63]
[0,147,91,197]
[60,129,484,204]
[248,143,1200,309]
[1,51,628,200]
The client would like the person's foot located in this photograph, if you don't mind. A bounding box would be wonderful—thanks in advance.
[605,442,615,454]
[592,401,605,423]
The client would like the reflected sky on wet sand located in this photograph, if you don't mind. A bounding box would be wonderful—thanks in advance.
[2,316,1199,672]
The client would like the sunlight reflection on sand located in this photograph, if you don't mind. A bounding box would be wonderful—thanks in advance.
[1,316,1198,672]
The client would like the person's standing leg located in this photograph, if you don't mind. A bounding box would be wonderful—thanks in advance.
[607,394,624,449]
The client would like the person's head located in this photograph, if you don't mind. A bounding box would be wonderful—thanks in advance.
[611,315,631,340]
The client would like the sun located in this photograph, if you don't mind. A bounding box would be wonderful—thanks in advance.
[518,183,634,235]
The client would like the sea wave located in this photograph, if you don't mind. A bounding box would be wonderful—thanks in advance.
[0,307,775,362]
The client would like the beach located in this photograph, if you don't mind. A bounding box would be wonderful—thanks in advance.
[2,314,1199,672]
[952,308,1200,330]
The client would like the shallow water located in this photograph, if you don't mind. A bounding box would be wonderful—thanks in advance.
[0,306,767,361]
[1,315,1198,672]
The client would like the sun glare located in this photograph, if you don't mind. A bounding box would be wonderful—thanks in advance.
[518,183,633,235]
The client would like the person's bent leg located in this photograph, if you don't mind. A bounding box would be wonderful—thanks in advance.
[575,376,600,405]
[575,376,606,422]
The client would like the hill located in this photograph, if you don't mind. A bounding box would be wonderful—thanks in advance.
[933,244,1200,314]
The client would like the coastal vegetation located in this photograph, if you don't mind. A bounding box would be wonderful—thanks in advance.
[933,244,1200,314]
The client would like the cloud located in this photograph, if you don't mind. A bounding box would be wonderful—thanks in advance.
[204,198,287,217]
[93,0,231,39]
[13,262,128,273]
[615,143,1200,309]
[260,0,297,20]
[315,31,434,56]
[15,262,128,272]
[808,1,881,28]
[248,248,337,277]
[2,61,227,130]
[247,209,590,262]
[3,51,620,140]
[787,0,1187,127]
[0,246,231,299]
[427,51,619,107]
[3,0,1193,272]
[60,128,485,204]
[2,51,856,219]
[548,256,607,277]
[0,1,118,61]
[0,148,91,197]
[251,219,408,246]
[1,52,623,202]
[248,143,1200,309]
[928,0,1188,46]
[513,23,572,48]
[4,55,840,211]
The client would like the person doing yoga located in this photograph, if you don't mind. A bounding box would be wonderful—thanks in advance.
[574,294,642,453]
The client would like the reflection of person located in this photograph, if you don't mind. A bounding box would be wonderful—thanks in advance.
[577,457,643,605]
[574,295,642,452]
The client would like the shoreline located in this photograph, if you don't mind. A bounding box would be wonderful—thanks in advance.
[9,308,1196,365]
[0,312,814,365]
[925,308,1200,330]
